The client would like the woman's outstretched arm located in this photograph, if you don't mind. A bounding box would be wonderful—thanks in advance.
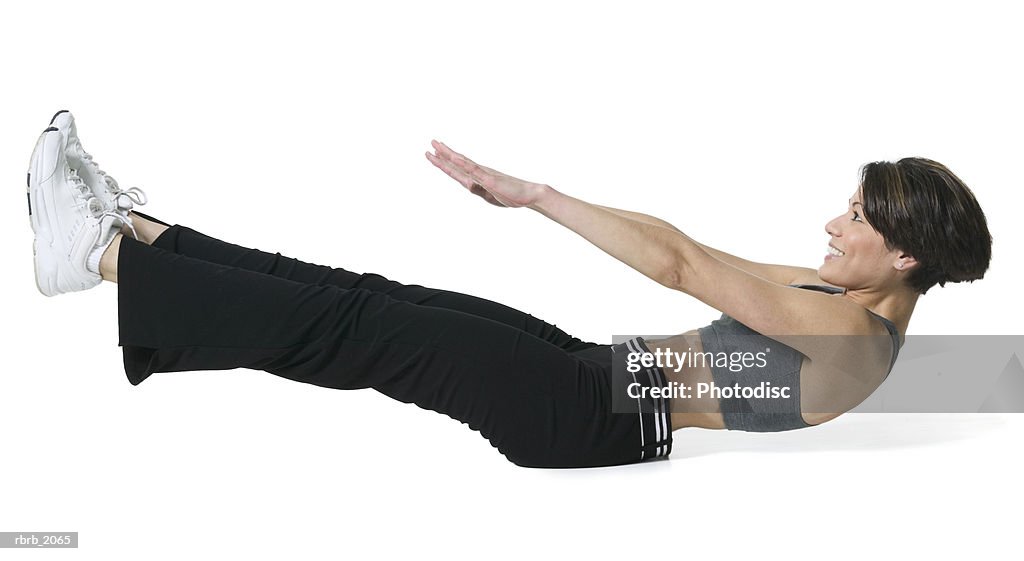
[593,203,825,287]
[527,187,874,346]
[530,188,697,288]
[426,139,806,289]
[426,141,684,288]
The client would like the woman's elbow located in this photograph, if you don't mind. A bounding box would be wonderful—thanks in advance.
[662,241,718,292]
[660,255,695,291]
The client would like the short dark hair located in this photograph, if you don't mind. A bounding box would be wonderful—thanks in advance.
[858,157,992,295]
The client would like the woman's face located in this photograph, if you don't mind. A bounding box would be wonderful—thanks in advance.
[818,188,906,290]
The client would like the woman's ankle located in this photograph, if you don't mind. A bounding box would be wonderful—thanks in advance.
[100,233,122,283]
[122,212,169,245]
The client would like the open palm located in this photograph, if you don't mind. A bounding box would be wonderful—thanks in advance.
[425,140,546,208]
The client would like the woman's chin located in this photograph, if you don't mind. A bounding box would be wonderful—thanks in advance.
[817,266,839,286]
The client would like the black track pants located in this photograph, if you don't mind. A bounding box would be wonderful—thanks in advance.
[116,214,673,468]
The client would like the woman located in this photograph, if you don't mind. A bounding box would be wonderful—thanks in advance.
[27,111,992,468]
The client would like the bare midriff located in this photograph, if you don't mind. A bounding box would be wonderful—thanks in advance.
[642,330,727,431]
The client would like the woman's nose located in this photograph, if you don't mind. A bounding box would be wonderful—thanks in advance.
[825,216,842,237]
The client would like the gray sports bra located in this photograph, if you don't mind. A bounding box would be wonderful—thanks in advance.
[696,283,903,432]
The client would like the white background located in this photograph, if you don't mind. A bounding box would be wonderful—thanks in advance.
[1,0,1021,559]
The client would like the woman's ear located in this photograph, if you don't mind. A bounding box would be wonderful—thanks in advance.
[894,252,919,272]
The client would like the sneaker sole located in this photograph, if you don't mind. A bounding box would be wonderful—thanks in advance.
[28,128,62,296]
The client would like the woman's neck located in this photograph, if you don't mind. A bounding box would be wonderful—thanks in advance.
[844,284,919,338]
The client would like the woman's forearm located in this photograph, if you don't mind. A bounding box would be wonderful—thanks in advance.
[593,204,684,234]
[596,204,727,271]
[595,203,789,281]
[529,185,702,288]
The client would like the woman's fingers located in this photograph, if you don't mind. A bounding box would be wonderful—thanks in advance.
[426,149,503,204]
[426,139,516,207]
[425,150,505,206]
[426,140,492,191]
[425,150,477,190]
[429,139,509,177]
[430,139,467,165]
[431,139,487,179]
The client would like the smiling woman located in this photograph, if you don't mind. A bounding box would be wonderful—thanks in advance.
[27,110,993,468]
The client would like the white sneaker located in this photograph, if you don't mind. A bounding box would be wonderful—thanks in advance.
[27,127,124,296]
[48,110,148,232]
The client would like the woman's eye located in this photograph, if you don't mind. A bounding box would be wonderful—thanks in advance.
[851,211,863,222]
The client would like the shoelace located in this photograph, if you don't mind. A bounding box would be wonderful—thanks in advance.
[67,166,103,215]
[106,176,148,207]
[67,166,139,240]
[77,141,149,207]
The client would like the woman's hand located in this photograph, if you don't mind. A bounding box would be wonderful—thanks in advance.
[425,139,549,208]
